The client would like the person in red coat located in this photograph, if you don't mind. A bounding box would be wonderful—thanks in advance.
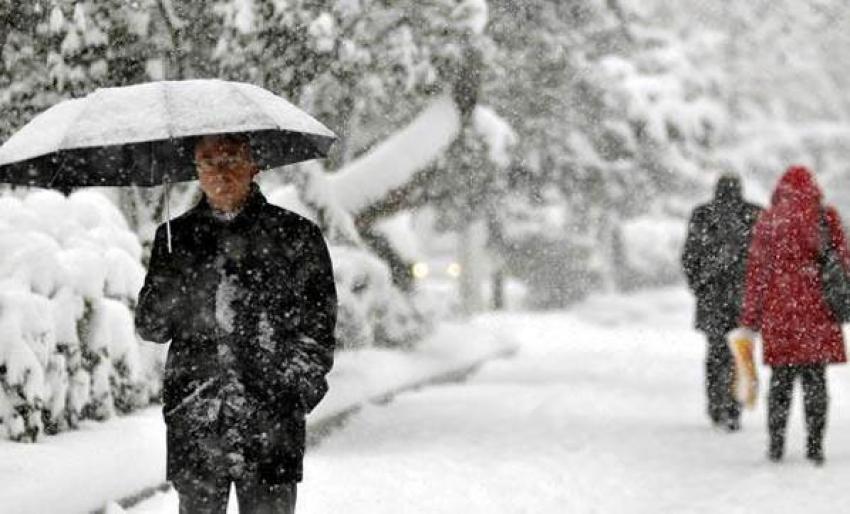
[738,165,850,464]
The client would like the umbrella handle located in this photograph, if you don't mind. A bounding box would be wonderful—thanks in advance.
[164,179,173,254]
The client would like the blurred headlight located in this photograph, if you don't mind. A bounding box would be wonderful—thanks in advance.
[412,262,430,279]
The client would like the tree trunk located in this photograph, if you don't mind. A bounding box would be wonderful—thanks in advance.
[595,214,619,293]
[458,219,488,317]
[492,268,505,310]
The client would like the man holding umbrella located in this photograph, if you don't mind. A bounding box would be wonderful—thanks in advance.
[135,132,337,513]
[0,80,339,513]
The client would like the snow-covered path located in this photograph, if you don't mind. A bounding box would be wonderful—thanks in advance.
[133,288,850,513]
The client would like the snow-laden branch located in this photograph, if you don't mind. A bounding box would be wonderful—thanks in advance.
[327,94,516,217]
[328,94,462,215]
[159,0,186,30]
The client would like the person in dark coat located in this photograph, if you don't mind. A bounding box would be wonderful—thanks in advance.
[738,165,849,464]
[135,134,338,513]
[682,173,761,431]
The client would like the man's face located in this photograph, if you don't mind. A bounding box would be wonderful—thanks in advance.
[195,136,258,212]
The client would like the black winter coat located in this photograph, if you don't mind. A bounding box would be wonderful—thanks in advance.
[682,177,761,335]
[135,184,337,485]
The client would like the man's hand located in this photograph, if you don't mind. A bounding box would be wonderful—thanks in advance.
[281,335,330,413]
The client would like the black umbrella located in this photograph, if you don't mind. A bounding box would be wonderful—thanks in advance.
[0,79,336,189]
[0,79,336,250]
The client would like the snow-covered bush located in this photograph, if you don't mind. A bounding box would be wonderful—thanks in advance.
[0,189,162,441]
[329,246,388,349]
[329,245,428,350]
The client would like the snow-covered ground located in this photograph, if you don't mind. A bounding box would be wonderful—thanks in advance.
[0,408,166,514]
[0,322,514,514]
[132,287,850,514]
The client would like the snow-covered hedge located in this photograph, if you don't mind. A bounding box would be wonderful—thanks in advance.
[0,190,163,442]
[330,245,428,349]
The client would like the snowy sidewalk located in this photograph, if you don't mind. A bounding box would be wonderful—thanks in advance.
[0,408,166,514]
[134,287,850,513]
[0,321,515,514]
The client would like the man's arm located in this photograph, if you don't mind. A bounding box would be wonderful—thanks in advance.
[290,223,338,412]
[135,225,177,344]
[681,209,706,292]
[825,206,850,271]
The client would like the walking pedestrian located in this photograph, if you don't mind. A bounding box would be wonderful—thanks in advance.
[682,173,761,431]
[736,165,849,464]
[135,133,338,512]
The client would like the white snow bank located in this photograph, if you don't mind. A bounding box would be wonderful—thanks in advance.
[0,408,166,514]
[311,321,517,421]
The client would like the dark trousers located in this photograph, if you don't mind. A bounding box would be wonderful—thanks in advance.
[767,364,828,455]
[705,332,740,424]
[175,476,297,514]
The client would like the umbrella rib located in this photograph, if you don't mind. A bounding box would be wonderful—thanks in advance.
[47,155,69,189]
[49,96,94,188]
[230,85,280,132]
[229,85,329,166]
[153,82,175,185]
[160,82,175,139]
[56,96,94,152]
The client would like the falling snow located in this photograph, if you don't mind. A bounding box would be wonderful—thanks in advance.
[4,1,850,513]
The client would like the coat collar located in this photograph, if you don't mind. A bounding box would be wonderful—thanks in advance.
[193,182,267,228]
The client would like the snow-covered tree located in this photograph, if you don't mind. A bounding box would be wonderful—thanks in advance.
[0,1,57,141]
[481,1,732,300]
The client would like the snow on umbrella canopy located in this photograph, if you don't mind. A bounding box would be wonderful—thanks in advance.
[0,79,337,189]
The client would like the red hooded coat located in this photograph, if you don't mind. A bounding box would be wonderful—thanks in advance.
[740,166,850,366]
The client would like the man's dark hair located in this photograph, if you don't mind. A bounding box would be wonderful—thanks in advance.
[215,133,251,147]
[195,133,255,163]
[715,173,742,202]
[196,132,250,148]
